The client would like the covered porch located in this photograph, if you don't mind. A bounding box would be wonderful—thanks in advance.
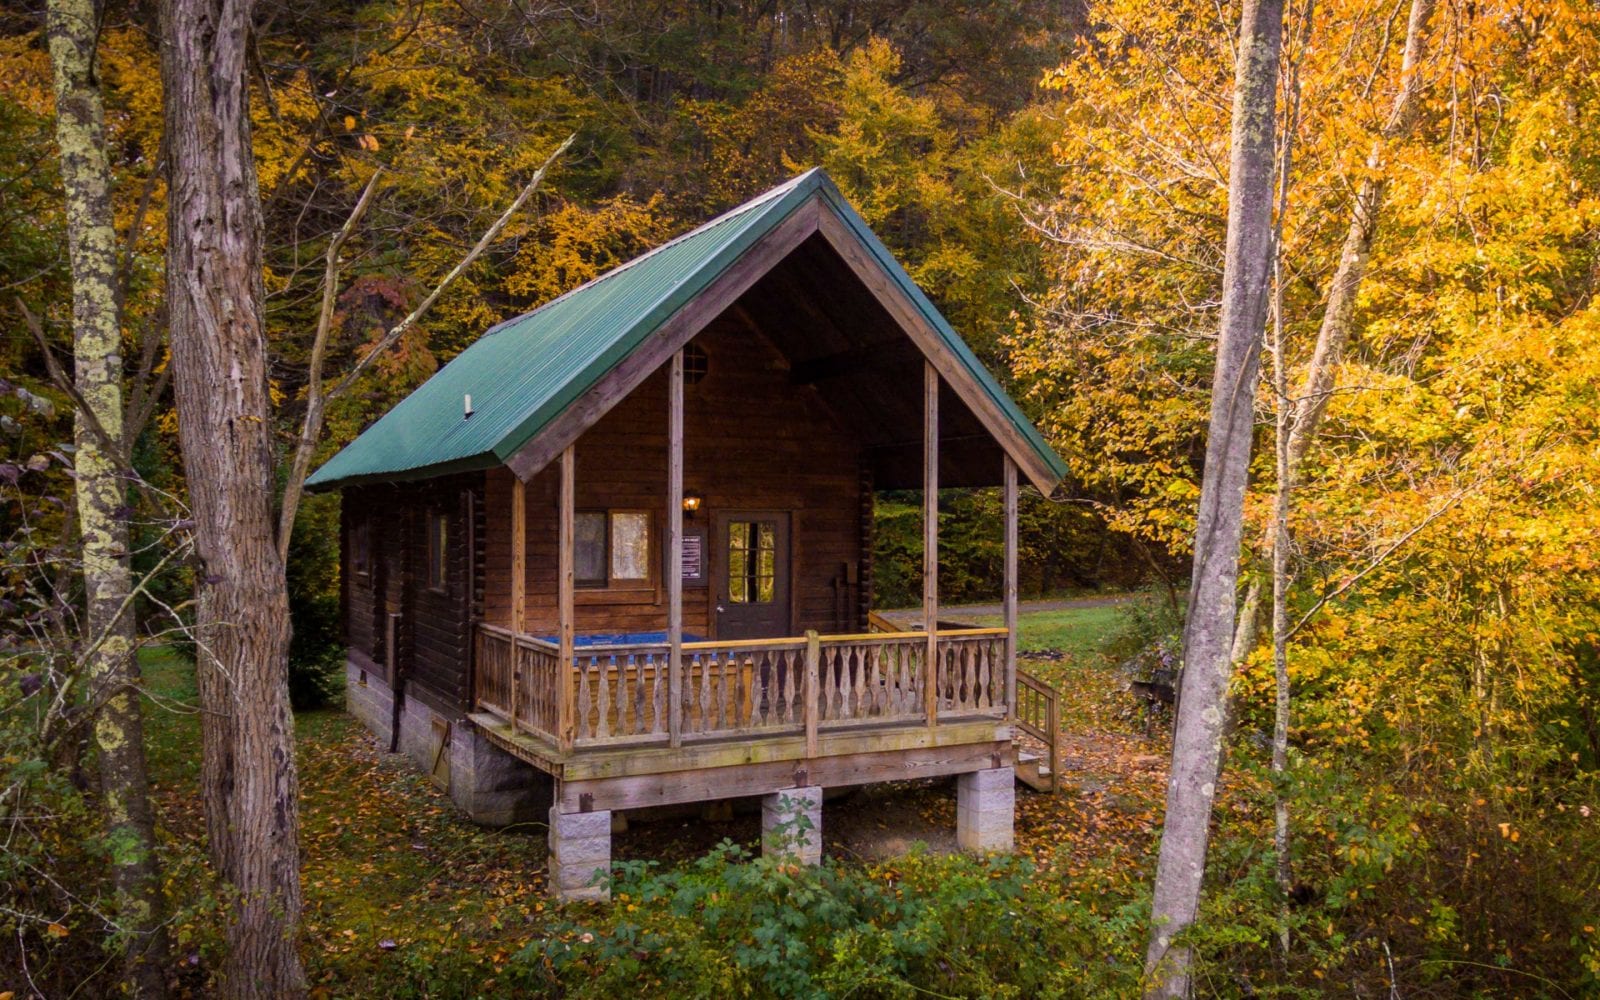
[468,320,1026,749]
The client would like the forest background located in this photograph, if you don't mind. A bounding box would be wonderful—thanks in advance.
[1,0,1597,995]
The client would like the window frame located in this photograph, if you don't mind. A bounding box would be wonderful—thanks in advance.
[425,509,450,594]
[726,518,778,606]
[351,517,371,578]
[574,508,656,592]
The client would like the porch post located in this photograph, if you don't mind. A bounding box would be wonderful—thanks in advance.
[1003,455,1018,720]
[924,360,939,728]
[557,445,576,750]
[510,476,526,730]
[668,349,685,748]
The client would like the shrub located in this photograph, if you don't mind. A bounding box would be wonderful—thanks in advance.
[525,843,1144,999]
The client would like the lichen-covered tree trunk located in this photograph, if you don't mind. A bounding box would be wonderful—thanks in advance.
[158,0,306,993]
[44,0,168,992]
[1143,0,1284,995]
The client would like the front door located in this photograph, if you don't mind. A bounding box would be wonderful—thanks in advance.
[714,511,791,639]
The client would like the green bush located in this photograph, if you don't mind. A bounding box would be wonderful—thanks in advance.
[286,491,345,710]
[526,843,1144,999]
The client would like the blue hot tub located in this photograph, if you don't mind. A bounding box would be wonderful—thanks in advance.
[541,631,707,647]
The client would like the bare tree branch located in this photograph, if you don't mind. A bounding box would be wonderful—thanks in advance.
[16,296,121,463]
[1285,486,1469,639]
[274,132,575,560]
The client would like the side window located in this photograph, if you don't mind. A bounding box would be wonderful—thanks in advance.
[575,511,607,587]
[426,510,449,591]
[575,510,653,588]
[351,518,370,577]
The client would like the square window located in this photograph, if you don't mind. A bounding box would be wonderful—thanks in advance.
[574,510,653,589]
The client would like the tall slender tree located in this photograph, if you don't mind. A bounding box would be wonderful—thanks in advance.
[158,0,306,992]
[1143,0,1284,995]
[43,0,168,992]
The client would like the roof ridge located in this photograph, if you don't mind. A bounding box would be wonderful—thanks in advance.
[479,167,823,341]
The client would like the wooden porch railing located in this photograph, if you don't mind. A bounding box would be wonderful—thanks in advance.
[473,623,1009,750]
[1015,668,1061,792]
[474,624,562,743]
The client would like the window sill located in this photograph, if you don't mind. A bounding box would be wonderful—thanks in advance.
[576,585,658,605]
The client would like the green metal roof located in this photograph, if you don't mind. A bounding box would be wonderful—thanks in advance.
[307,168,1068,491]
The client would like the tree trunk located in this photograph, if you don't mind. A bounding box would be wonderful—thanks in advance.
[1228,0,1438,684]
[45,0,168,992]
[1285,0,1437,469]
[1143,1,1284,995]
[159,0,306,993]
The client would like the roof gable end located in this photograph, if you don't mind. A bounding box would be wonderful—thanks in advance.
[306,169,1066,494]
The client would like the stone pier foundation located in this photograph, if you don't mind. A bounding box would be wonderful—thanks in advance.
[956,766,1015,852]
[761,786,824,865]
[548,807,612,902]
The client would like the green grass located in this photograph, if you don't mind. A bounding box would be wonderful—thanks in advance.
[969,604,1127,657]
[140,645,200,789]
[137,646,558,996]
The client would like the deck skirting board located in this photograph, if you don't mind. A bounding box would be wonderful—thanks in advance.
[556,739,1011,813]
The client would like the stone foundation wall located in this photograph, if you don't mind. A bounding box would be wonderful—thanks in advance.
[344,658,550,827]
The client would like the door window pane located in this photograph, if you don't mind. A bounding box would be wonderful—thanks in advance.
[728,522,750,603]
[755,524,775,603]
[610,512,650,581]
[575,512,606,587]
[728,520,776,605]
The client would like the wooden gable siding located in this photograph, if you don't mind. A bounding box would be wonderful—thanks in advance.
[483,318,867,638]
[341,472,483,714]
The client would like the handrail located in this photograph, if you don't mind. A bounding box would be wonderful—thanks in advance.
[682,626,1006,651]
[866,610,905,633]
[483,623,1006,653]
[1015,668,1061,792]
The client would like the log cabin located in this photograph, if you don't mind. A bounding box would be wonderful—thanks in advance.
[307,168,1070,900]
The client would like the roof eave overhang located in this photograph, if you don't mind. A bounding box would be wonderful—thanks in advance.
[304,452,501,493]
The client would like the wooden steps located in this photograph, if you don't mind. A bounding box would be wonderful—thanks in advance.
[1014,750,1055,793]
[1014,668,1062,792]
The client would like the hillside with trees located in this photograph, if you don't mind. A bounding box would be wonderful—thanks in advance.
[1,0,1597,996]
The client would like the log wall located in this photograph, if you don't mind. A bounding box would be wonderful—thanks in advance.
[483,318,868,639]
[341,472,483,714]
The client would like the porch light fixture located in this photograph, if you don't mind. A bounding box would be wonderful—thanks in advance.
[682,492,703,514]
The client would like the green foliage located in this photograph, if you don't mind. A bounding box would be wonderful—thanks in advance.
[287,492,345,711]
[534,844,1141,999]
[872,488,1148,609]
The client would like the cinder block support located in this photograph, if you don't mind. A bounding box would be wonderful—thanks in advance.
[956,767,1015,852]
[451,725,552,828]
[761,786,824,865]
[548,807,612,902]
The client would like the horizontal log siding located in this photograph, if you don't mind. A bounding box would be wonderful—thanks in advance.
[341,492,375,658]
[341,472,483,713]
[484,319,863,639]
